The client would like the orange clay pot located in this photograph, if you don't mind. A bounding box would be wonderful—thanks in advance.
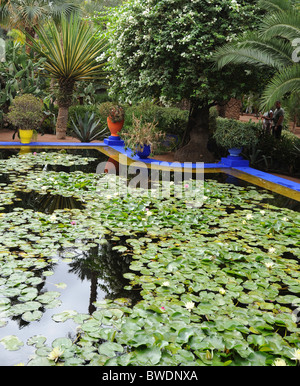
[107,117,124,137]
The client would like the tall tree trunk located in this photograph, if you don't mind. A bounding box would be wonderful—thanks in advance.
[56,80,75,139]
[174,101,215,163]
[56,106,69,139]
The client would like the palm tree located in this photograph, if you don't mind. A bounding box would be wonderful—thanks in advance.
[26,14,106,139]
[213,0,300,109]
[0,0,79,52]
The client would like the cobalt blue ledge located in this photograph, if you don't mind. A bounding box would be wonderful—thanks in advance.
[1,140,299,195]
[219,156,250,168]
[0,141,107,147]
[103,136,124,146]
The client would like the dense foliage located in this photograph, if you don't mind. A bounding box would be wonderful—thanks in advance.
[6,94,43,130]
[100,0,267,105]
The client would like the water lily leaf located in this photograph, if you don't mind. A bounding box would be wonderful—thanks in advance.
[37,291,61,304]
[22,310,43,322]
[0,335,24,351]
[135,346,161,365]
[27,335,47,348]
[52,310,78,323]
[98,342,124,357]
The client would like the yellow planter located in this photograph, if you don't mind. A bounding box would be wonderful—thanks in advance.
[19,129,33,144]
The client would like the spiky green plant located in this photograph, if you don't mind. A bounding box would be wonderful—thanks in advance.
[71,112,109,142]
[26,14,106,139]
[213,0,300,109]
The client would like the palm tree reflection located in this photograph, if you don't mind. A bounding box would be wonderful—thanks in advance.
[66,240,140,314]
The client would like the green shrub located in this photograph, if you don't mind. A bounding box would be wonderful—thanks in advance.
[244,130,300,176]
[213,118,261,149]
[124,101,189,139]
[6,94,43,130]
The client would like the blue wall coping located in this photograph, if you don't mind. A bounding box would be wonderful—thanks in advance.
[1,140,299,195]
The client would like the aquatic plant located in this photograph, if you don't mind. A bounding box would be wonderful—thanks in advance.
[0,151,299,366]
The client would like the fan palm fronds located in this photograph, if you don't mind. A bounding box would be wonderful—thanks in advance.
[214,0,300,109]
[261,64,300,107]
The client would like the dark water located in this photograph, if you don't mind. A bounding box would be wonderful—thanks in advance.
[0,148,299,365]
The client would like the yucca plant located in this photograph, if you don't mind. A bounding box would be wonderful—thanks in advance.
[25,14,107,139]
[71,112,109,143]
[213,0,300,109]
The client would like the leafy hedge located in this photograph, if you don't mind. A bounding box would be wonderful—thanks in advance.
[244,130,300,177]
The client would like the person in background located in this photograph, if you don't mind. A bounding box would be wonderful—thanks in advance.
[261,109,273,134]
[272,100,285,139]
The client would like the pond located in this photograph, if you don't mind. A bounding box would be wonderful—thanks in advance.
[0,148,299,366]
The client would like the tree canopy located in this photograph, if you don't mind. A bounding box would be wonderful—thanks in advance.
[101,0,266,106]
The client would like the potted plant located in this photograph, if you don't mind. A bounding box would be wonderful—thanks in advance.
[213,118,260,156]
[120,114,165,158]
[6,94,43,144]
[99,101,125,137]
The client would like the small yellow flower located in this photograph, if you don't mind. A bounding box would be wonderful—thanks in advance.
[48,347,64,362]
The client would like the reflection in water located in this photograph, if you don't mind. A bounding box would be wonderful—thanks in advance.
[64,241,141,314]
[13,191,84,214]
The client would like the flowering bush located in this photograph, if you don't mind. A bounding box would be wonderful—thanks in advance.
[97,0,262,104]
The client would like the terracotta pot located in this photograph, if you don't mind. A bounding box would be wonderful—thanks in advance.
[107,117,124,137]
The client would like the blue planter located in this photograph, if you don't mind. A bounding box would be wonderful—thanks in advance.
[228,147,243,157]
[136,144,151,159]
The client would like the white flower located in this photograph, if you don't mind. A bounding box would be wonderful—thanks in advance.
[246,213,253,220]
[272,358,287,366]
[268,247,276,254]
[260,210,265,215]
[162,281,170,287]
[291,348,300,362]
[265,262,274,269]
[219,288,226,295]
[185,301,195,311]
[146,211,153,216]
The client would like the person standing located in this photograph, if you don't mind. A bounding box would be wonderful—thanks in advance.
[272,101,284,139]
[261,109,273,134]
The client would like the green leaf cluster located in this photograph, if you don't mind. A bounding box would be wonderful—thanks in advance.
[0,150,299,366]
